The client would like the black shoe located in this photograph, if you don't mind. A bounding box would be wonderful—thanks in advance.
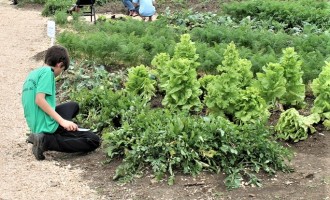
[26,134,33,144]
[31,134,46,160]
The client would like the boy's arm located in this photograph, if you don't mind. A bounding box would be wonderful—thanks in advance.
[35,93,78,131]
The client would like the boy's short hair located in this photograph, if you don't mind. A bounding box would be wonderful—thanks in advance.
[44,45,70,70]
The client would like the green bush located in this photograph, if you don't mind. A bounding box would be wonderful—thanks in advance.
[103,109,292,188]
[42,0,73,16]
[54,10,68,25]
[152,34,202,111]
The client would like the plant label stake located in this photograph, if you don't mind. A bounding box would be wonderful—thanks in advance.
[47,20,56,46]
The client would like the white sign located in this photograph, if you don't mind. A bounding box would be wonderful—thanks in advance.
[47,20,56,38]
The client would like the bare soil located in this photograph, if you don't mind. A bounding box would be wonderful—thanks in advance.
[0,0,329,199]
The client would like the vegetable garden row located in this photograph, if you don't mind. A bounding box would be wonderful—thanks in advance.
[25,0,330,189]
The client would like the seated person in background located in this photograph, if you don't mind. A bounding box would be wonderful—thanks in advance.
[67,0,95,13]
[133,0,156,21]
[122,0,138,16]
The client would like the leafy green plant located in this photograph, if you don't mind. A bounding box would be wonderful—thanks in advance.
[57,61,128,130]
[198,74,216,90]
[253,62,287,105]
[235,87,269,124]
[54,10,68,25]
[71,86,146,131]
[217,42,253,88]
[311,62,330,120]
[205,42,245,115]
[125,65,157,102]
[103,110,292,189]
[204,42,269,123]
[275,108,320,142]
[151,53,171,91]
[42,0,73,16]
[152,34,202,111]
[58,61,125,99]
[202,43,268,123]
[279,47,305,108]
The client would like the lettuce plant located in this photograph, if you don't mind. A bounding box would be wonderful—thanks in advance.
[205,42,269,124]
[280,47,305,107]
[125,65,157,102]
[151,53,170,91]
[235,87,269,124]
[275,108,320,142]
[217,43,253,88]
[205,42,251,116]
[253,62,287,105]
[198,74,216,93]
[311,62,330,120]
[152,34,202,111]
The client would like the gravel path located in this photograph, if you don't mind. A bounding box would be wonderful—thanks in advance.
[0,1,102,199]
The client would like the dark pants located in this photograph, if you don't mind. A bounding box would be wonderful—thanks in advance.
[44,102,100,153]
[76,0,95,8]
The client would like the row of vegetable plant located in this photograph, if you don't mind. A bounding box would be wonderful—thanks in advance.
[50,0,330,189]
[57,33,328,188]
[56,12,330,83]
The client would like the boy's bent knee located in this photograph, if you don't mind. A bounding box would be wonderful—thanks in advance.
[86,132,101,150]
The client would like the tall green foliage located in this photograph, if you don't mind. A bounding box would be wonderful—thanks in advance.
[311,62,330,120]
[125,65,157,102]
[205,42,251,116]
[152,34,202,111]
[151,53,171,91]
[205,42,268,123]
[253,63,287,105]
[205,43,246,115]
[280,48,305,107]
[217,42,253,88]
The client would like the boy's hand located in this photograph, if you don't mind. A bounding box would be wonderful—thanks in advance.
[60,119,78,131]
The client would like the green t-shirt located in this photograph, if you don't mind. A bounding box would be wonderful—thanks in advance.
[22,66,59,134]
